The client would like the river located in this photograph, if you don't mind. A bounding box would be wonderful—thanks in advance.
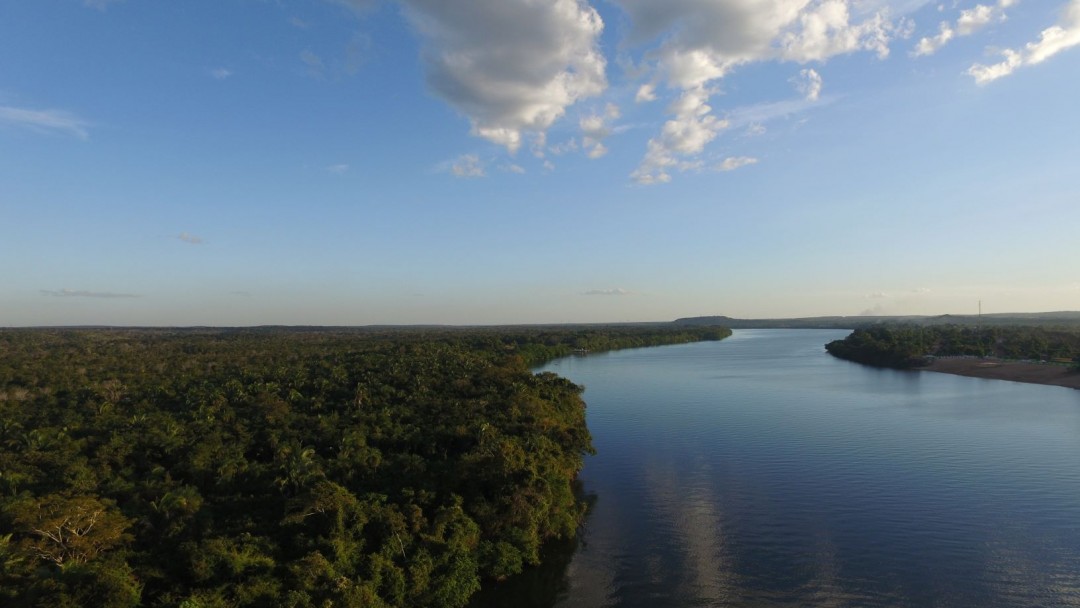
[471,329,1080,607]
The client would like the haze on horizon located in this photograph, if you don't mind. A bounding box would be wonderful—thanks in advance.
[3,0,1078,327]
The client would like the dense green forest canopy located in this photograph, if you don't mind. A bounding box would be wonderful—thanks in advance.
[825,325,1080,369]
[0,325,730,607]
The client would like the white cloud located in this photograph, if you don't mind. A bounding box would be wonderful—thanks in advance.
[177,232,204,244]
[617,0,901,184]
[636,83,657,102]
[583,288,634,296]
[580,103,620,159]
[40,289,140,298]
[631,86,729,184]
[0,105,90,139]
[503,163,526,174]
[968,0,1080,84]
[913,0,1016,57]
[548,138,579,155]
[326,164,350,174]
[449,154,485,178]
[914,22,956,55]
[778,1,894,62]
[792,68,823,100]
[210,67,233,80]
[399,0,606,154]
[744,123,767,136]
[866,291,889,298]
[717,156,759,171]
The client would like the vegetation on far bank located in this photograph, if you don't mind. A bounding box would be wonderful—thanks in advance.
[825,325,1080,370]
[0,325,728,608]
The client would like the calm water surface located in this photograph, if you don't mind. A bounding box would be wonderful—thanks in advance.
[474,329,1080,607]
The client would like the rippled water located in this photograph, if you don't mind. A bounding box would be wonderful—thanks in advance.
[473,329,1080,608]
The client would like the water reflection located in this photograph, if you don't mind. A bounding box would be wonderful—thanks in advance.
[480,330,1080,607]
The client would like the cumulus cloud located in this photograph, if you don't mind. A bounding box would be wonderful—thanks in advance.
[0,105,90,139]
[792,68,823,100]
[447,154,486,178]
[913,0,1016,56]
[636,83,658,102]
[968,0,1080,84]
[399,0,606,154]
[40,289,140,298]
[717,156,758,171]
[631,86,729,184]
[583,288,634,296]
[503,163,526,174]
[619,0,902,184]
[177,232,204,244]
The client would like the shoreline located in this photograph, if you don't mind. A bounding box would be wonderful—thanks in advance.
[918,358,1080,390]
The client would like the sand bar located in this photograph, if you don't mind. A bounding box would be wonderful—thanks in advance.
[920,358,1080,390]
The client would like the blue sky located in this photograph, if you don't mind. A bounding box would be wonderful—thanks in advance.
[2,0,1078,326]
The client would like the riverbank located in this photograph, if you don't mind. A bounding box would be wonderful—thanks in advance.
[920,358,1080,389]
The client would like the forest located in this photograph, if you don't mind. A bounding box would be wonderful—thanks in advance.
[825,325,1080,369]
[0,325,730,607]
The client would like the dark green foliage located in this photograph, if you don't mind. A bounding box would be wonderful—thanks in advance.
[0,325,727,607]
[826,325,1080,369]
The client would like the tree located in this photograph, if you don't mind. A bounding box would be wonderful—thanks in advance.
[11,494,131,567]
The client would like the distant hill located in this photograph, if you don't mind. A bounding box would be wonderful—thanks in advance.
[673,312,1080,330]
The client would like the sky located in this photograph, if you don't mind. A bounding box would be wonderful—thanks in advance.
[2,0,1079,326]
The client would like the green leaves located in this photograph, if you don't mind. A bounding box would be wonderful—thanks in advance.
[0,325,727,606]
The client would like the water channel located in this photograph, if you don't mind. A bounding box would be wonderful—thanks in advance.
[473,328,1080,607]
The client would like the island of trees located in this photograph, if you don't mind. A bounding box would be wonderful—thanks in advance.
[0,325,730,607]
[825,325,1080,370]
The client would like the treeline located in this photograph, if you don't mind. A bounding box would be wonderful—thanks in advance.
[0,325,728,608]
[825,325,1080,369]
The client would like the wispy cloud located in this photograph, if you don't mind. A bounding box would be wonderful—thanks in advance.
[621,0,898,184]
[717,156,758,172]
[583,288,635,296]
[177,232,204,245]
[0,105,90,139]
[40,289,140,299]
[580,103,621,159]
[968,0,1080,84]
[792,68,823,102]
[210,67,233,80]
[913,0,1017,57]
[446,154,485,178]
[326,163,350,174]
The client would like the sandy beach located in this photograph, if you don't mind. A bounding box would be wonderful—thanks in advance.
[920,358,1080,390]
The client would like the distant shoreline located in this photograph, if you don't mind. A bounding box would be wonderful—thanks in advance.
[919,358,1080,390]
